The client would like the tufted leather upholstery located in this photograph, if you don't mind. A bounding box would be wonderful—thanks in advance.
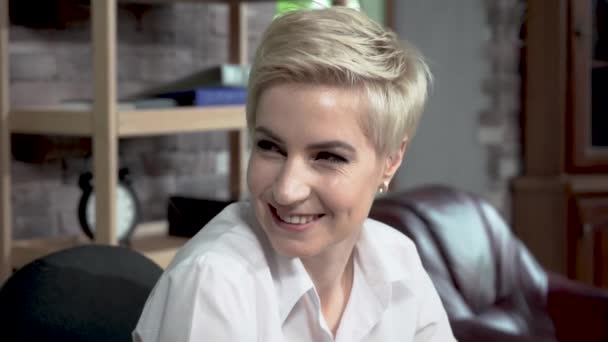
[369,185,608,342]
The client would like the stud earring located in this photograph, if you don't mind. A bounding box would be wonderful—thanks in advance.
[378,182,388,194]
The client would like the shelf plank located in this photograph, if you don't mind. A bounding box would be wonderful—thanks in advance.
[8,106,246,137]
[11,221,188,270]
[131,220,186,268]
[131,234,187,269]
[593,59,608,69]
[12,235,88,270]
[568,174,608,194]
[118,106,247,136]
[10,107,92,135]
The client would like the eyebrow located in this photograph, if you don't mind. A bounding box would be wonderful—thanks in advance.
[254,126,357,154]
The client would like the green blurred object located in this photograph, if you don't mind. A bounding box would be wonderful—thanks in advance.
[276,0,330,17]
[276,0,359,13]
[275,0,385,26]
[360,0,384,25]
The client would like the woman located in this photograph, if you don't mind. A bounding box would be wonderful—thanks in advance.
[134,7,455,342]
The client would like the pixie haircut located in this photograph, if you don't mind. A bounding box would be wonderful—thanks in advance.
[246,7,432,155]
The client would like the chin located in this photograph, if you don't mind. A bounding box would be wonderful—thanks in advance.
[267,237,323,259]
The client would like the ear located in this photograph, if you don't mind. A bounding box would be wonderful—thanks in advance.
[381,137,408,186]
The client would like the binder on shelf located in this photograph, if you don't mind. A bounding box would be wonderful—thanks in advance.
[130,64,251,99]
[155,86,248,107]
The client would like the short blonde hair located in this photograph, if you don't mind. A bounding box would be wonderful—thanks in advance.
[247,7,432,155]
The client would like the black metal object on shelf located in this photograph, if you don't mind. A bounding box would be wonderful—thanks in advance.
[167,196,234,238]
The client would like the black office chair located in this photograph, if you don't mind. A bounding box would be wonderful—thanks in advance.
[0,245,162,342]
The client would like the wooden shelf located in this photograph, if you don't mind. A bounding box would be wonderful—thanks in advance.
[12,235,88,270]
[131,234,187,269]
[130,220,188,268]
[567,174,608,194]
[10,107,92,136]
[9,105,246,137]
[11,221,187,270]
[0,0,250,280]
[593,59,608,68]
[118,105,246,136]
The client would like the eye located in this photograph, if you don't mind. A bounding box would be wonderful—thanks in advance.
[315,151,348,164]
[256,139,284,155]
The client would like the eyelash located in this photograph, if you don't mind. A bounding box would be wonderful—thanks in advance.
[255,139,348,164]
[315,151,348,164]
[256,140,284,155]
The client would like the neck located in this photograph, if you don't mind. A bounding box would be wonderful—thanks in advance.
[302,249,354,302]
[301,236,358,336]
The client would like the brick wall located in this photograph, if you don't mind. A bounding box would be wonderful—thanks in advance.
[8,2,523,238]
[479,0,524,219]
[9,2,275,239]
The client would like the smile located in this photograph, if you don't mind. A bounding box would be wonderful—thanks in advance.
[268,204,324,228]
[278,213,320,224]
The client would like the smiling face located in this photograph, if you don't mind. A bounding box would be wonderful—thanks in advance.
[247,83,403,260]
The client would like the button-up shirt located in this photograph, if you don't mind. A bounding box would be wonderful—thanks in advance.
[133,202,456,341]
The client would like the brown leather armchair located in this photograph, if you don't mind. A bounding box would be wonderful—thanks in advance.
[369,185,608,342]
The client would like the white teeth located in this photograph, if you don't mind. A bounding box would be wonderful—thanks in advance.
[278,213,318,224]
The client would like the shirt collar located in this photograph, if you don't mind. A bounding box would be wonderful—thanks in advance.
[265,217,414,325]
[273,253,315,323]
[246,207,315,323]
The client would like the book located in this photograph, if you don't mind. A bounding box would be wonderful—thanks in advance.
[156,86,248,107]
[60,97,177,111]
[129,64,251,100]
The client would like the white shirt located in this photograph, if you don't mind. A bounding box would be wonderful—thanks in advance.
[134,202,456,342]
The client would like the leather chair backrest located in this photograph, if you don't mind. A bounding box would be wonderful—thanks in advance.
[370,185,555,337]
[0,245,163,341]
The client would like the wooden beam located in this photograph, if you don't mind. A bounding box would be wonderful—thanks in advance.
[524,0,568,176]
[384,0,394,30]
[92,0,118,245]
[0,0,11,280]
[228,2,248,200]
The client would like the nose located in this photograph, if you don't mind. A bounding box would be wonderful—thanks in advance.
[272,158,311,206]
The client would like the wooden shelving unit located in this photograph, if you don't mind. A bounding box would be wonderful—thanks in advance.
[10,105,249,136]
[0,0,258,279]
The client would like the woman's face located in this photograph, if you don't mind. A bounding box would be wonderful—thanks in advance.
[247,83,398,259]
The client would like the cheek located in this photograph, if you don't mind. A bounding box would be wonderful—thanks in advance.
[247,153,275,195]
[321,167,379,214]
[247,155,261,195]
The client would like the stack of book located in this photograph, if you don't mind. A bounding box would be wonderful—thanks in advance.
[61,64,250,110]
[130,64,250,107]
[60,98,178,110]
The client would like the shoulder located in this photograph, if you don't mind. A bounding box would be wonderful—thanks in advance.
[357,217,428,287]
[361,219,456,339]
[361,217,441,294]
[135,223,263,340]
[135,203,266,336]
[363,217,420,259]
[166,201,268,278]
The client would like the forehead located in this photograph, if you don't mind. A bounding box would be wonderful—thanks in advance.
[255,83,372,146]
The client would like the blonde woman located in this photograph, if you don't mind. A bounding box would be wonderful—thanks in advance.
[135,7,455,342]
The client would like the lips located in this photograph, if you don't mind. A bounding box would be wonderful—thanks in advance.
[268,204,324,229]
